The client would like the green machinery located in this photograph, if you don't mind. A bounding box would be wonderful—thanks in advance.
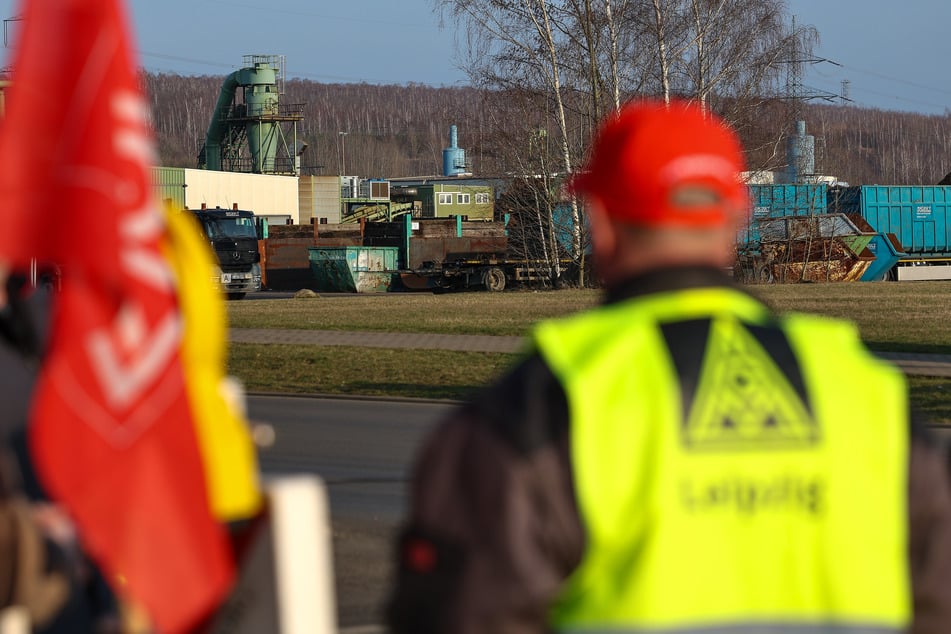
[198,54,304,175]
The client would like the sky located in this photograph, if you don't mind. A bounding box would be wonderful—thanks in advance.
[788,0,951,115]
[0,0,949,116]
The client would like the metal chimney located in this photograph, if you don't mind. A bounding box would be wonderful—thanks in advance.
[442,124,468,176]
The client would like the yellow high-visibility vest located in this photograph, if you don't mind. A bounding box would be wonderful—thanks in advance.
[535,287,910,633]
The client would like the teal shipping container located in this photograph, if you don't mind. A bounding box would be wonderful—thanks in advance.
[741,184,828,246]
[308,246,400,293]
[749,184,828,217]
[830,186,951,258]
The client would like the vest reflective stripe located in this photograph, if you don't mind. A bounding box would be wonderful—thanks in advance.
[558,625,902,634]
[535,287,910,633]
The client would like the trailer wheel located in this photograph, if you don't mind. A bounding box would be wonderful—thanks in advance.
[483,267,506,292]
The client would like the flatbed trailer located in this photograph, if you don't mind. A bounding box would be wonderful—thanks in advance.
[408,257,557,292]
[264,217,569,292]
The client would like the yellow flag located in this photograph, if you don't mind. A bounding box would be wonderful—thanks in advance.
[164,204,263,520]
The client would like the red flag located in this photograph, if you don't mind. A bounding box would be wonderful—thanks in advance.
[0,1,235,631]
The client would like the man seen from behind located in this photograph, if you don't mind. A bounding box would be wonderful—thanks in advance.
[387,99,951,634]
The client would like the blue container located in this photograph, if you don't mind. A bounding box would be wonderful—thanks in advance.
[740,184,828,246]
[859,232,906,281]
[834,186,951,258]
[749,184,828,218]
[552,202,579,253]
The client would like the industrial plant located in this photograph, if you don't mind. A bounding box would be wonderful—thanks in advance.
[140,55,951,294]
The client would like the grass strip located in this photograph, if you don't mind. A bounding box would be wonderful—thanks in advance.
[227,282,951,423]
[228,347,951,424]
[908,377,951,424]
[227,290,599,336]
[231,281,951,352]
[753,281,951,354]
[229,343,516,401]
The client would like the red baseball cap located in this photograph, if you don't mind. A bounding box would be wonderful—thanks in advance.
[571,99,749,228]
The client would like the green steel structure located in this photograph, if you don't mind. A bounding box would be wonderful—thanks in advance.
[197,55,304,175]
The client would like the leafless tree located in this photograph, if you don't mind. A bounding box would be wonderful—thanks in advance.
[434,0,797,285]
[436,0,592,283]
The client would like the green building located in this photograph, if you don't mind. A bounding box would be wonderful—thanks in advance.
[391,182,494,221]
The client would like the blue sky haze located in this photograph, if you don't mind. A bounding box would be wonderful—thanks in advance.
[1,0,948,115]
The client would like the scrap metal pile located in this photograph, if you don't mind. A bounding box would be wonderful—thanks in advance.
[735,214,876,283]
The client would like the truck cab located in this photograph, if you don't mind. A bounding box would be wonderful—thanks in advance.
[192,206,262,299]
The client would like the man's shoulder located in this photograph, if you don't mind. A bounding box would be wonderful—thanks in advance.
[461,353,570,456]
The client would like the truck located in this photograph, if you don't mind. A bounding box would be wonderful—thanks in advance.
[191,205,262,299]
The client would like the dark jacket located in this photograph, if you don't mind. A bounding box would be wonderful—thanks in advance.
[387,267,951,634]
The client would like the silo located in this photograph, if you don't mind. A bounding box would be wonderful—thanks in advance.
[442,125,468,176]
[786,120,815,184]
[238,59,280,174]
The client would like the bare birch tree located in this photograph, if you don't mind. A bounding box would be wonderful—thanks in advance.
[436,0,796,285]
[603,0,625,111]
[437,0,591,283]
[648,0,680,104]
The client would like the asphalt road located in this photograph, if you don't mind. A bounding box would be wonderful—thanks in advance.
[247,394,454,630]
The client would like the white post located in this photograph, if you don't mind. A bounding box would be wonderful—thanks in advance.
[208,476,338,634]
[0,607,29,634]
[270,476,337,634]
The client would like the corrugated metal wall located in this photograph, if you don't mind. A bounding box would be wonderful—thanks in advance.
[299,176,341,224]
[856,186,951,257]
[741,184,829,247]
[152,166,187,209]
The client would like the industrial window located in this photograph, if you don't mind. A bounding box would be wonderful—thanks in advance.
[438,193,453,204]
[456,193,471,205]
[475,193,490,204]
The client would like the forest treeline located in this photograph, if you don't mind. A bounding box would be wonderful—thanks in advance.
[145,72,951,187]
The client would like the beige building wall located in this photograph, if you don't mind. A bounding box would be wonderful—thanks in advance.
[182,168,300,224]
